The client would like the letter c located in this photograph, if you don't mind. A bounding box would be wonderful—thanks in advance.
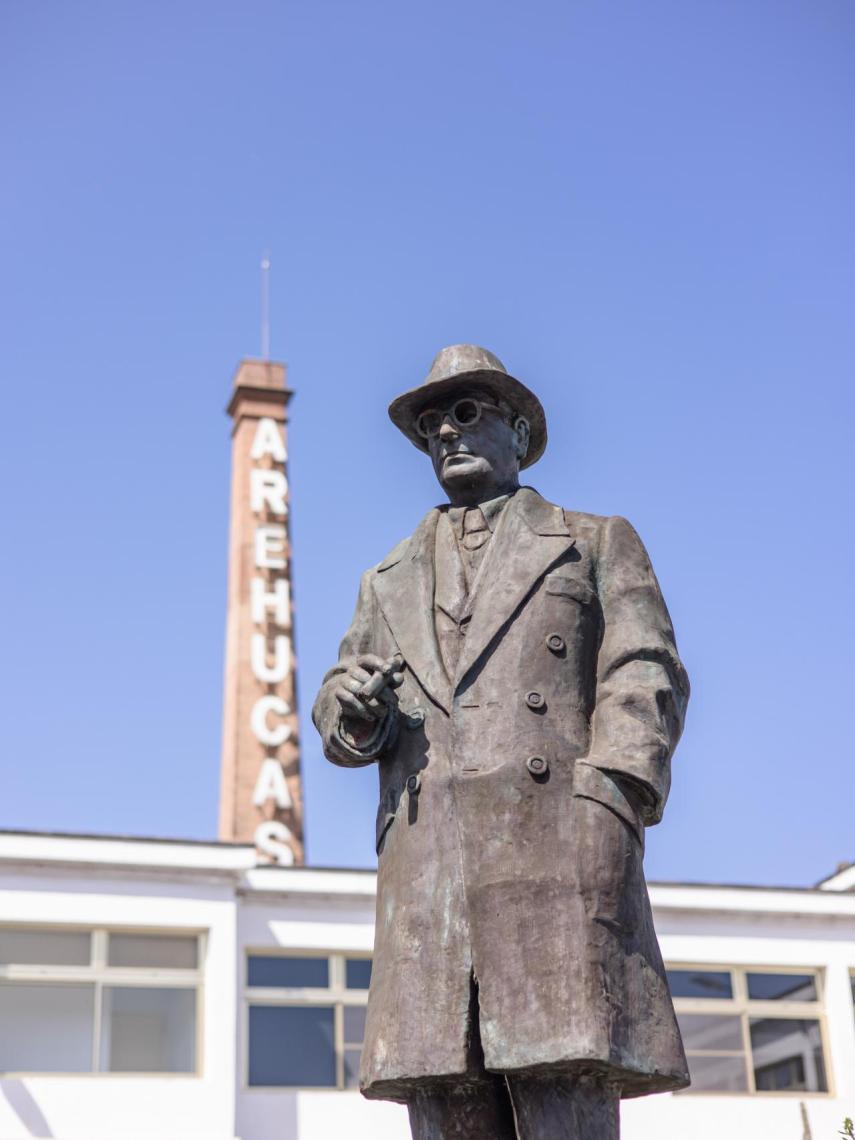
[250,695,292,746]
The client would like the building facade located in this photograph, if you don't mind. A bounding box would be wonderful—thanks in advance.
[0,830,853,1140]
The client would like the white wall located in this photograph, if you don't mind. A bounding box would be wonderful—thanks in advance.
[0,865,239,1140]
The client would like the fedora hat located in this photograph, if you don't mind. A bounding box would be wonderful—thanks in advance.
[388,344,547,469]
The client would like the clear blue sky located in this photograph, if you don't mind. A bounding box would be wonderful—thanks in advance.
[1,1,853,887]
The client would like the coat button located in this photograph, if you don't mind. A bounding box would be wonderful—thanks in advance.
[405,707,425,729]
[526,755,549,777]
[546,633,565,653]
[406,773,421,794]
[525,690,545,710]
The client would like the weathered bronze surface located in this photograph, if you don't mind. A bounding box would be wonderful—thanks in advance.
[313,344,690,1138]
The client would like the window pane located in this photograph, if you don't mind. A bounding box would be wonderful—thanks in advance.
[343,1005,366,1044]
[100,986,196,1073]
[0,929,90,966]
[0,983,94,1072]
[248,1005,336,1087]
[343,1047,362,1089]
[247,956,329,989]
[686,1053,749,1092]
[677,1013,743,1052]
[345,958,372,990]
[667,969,732,1000]
[749,1018,827,1092]
[746,973,817,1002]
[108,934,198,969]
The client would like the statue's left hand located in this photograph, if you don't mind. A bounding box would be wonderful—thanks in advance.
[335,654,404,730]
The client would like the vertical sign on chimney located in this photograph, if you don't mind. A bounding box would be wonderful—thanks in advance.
[219,359,304,864]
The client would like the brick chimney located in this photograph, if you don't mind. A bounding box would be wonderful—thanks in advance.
[218,359,304,864]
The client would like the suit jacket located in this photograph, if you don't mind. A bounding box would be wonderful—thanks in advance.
[312,488,690,1101]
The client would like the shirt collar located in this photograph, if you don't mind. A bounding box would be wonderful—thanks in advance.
[479,491,514,531]
[445,489,516,535]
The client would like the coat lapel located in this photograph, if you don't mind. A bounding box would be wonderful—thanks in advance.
[454,488,575,686]
[373,509,452,714]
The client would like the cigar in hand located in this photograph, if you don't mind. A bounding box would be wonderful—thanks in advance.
[357,654,404,703]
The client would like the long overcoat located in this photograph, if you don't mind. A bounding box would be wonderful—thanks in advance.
[312,488,690,1102]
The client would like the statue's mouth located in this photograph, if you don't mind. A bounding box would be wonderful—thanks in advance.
[441,448,474,464]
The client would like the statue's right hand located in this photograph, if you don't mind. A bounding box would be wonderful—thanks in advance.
[335,654,403,725]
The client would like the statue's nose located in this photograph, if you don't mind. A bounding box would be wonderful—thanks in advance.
[438,416,459,440]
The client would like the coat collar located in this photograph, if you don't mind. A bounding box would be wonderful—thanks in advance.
[454,487,574,683]
[374,508,451,712]
[373,488,575,710]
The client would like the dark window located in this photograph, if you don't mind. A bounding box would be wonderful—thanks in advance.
[746,973,817,1002]
[248,1005,336,1087]
[749,1018,827,1092]
[755,1055,805,1092]
[667,969,733,1000]
[245,953,370,1090]
[247,956,329,989]
[669,966,828,1097]
[345,958,372,990]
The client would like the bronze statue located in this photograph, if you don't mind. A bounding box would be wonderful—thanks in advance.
[313,345,690,1139]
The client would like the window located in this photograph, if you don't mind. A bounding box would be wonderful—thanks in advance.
[0,927,203,1075]
[667,966,829,1095]
[246,952,371,1089]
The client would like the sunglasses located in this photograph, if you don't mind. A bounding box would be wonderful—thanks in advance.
[415,398,505,439]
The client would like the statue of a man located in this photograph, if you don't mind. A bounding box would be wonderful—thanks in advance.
[313,345,690,1139]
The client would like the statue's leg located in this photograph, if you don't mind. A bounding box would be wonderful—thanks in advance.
[506,1075,620,1140]
[407,1077,517,1140]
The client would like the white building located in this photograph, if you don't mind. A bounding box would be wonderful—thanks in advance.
[1,828,853,1140]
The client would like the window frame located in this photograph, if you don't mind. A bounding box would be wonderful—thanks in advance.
[0,924,206,1078]
[667,962,833,1097]
[243,948,371,1091]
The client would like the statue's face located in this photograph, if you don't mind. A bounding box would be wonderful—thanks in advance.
[422,387,529,503]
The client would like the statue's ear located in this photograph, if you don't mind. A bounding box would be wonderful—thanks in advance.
[513,416,530,462]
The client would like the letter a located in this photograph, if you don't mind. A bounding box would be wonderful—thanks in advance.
[250,417,286,462]
[253,758,293,809]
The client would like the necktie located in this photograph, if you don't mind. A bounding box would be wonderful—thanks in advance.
[462,508,490,550]
[434,515,467,680]
[434,505,498,680]
[456,507,490,589]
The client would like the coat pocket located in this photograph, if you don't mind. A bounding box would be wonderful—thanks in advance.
[374,784,405,855]
[375,810,397,855]
[544,572,595,606]
[573,761,644,847]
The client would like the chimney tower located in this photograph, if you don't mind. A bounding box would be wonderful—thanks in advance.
[218,359,304,864]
